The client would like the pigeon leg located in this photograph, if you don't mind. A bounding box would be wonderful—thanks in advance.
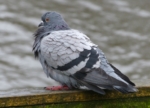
[44,85,70,91]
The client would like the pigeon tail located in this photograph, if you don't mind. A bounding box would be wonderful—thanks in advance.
[72,68,138,94]
[113,85,138,93]
[109,63,135,86]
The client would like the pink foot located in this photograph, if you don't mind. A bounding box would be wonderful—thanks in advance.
[44,85,69,91]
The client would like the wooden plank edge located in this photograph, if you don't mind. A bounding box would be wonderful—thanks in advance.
[0,86,150,107]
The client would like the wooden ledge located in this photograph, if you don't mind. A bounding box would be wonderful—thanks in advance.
[0,80,150,108]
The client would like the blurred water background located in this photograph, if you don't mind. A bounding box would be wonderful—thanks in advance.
[0,0,150,90]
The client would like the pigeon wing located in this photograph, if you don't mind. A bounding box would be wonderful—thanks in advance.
[40,30,137,94]
[40,30,97,74]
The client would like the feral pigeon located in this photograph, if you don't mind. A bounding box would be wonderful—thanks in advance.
[33,11,137,94]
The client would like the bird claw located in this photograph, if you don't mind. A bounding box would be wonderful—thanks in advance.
[44,85,69,91]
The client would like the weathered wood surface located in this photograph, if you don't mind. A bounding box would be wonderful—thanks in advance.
[0,80,150,108]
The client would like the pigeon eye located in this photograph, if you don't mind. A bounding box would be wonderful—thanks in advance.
[45,18,50,22]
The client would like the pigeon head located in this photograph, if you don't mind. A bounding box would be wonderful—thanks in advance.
[38,11,70,31]
[41,12,62,25]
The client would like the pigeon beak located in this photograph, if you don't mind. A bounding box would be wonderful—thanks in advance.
[38,21,44,27]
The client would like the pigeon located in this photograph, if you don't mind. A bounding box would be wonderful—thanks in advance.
[33,11,138,95]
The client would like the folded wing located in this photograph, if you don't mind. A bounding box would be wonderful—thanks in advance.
[40,30,137,94]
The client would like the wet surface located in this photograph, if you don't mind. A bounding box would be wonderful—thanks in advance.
[0,0,150,90]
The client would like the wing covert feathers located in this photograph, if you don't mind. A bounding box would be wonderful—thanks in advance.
[35,29,137,94]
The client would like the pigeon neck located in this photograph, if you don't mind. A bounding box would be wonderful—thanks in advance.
[48,23,70,31]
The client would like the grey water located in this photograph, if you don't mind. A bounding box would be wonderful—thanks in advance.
[0,0,150,90]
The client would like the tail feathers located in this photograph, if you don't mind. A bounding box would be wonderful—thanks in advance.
[72,67,138,94]
[113,85,138,93]
[109,63,135,86]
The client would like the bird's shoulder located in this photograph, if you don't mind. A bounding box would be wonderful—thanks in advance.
[40,29,97,53]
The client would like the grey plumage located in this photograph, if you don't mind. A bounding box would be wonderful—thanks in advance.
[33,11,137,94]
